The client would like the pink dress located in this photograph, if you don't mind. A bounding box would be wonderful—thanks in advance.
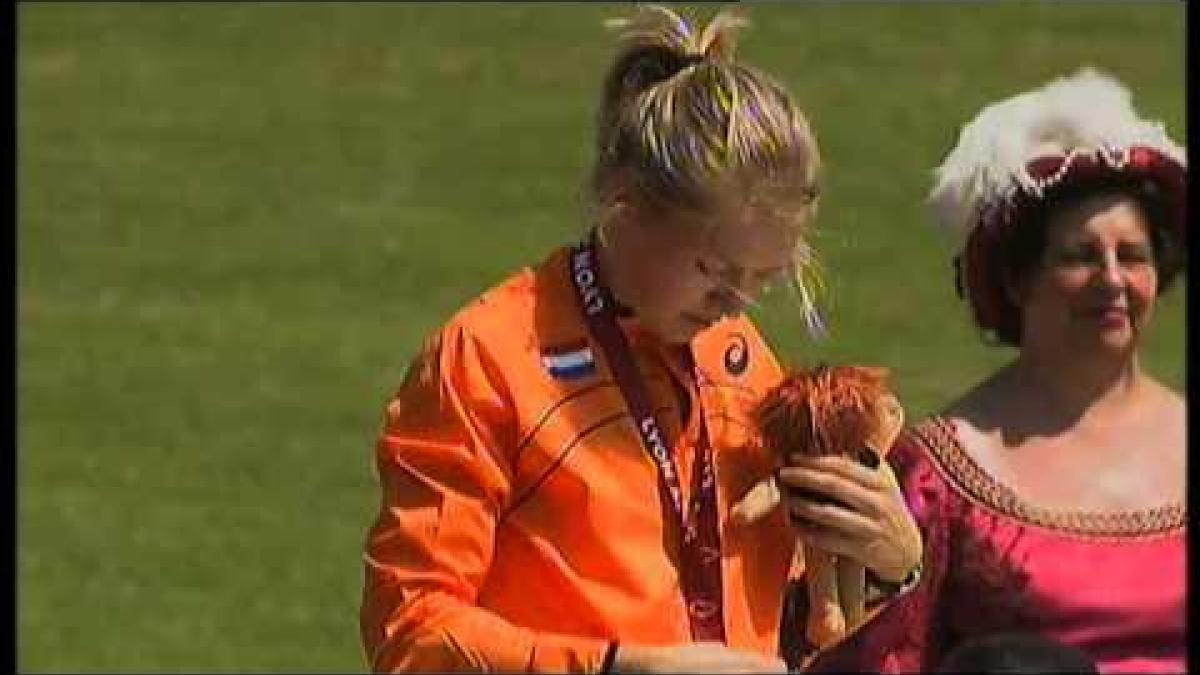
[805,417,1186,674]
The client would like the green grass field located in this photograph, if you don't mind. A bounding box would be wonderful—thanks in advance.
[18,3,1185,672]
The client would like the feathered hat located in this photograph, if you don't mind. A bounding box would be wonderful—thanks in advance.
[927,67,1186,335]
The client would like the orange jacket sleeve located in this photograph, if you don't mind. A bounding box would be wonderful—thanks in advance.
[360,324,612,673]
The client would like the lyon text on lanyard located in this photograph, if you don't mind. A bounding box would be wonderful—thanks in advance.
[569,238,726,643]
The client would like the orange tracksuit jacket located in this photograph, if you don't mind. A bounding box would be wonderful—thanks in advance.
[361,245,801,672]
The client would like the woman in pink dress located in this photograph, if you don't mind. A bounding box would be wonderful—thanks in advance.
[801,69,1186,673]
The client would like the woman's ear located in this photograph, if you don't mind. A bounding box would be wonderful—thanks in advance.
[595,172,641,231]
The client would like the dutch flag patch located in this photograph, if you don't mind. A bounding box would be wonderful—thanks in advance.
[541,341,596,380]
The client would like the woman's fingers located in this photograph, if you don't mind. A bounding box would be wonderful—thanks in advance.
[730,477,782,525]
[788,494,879,539]
[777,464,884,516]
[789,518,861,559]
[779,457,923,579]
[785,453,889,489]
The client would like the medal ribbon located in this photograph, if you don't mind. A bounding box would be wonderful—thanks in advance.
[569,237,726,642]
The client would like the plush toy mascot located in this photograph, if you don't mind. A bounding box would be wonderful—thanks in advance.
[732,365,907,647]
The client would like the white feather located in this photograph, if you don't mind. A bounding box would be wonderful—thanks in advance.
[928,67,1185,252]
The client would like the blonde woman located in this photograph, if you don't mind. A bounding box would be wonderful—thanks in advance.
[359,5,920,672]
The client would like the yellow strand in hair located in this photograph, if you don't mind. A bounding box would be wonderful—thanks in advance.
[791,241,828,338]
[698,7,748,61]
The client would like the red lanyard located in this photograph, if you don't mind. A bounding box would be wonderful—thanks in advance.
[569,238,726,643]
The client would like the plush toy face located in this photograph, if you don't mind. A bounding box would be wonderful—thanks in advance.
[756,365,903,464]
[730,365,906,525]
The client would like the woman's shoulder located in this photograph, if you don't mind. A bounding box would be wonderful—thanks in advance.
[878,416,975,528]
[1134,376,1187,472]
[892,409,1038,516]
[889,416,963,485]
[894,416,955,456]
[1144,377,1186,424]
[444,245,582,345]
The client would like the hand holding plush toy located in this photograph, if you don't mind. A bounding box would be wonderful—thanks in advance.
[731,365,908,648]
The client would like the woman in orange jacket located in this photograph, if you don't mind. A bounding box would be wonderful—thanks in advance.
[360,5,922,672]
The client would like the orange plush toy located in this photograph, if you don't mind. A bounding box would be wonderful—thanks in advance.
[731,365,907,648]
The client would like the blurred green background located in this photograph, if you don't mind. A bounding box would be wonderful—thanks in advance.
[18,2,1185,672]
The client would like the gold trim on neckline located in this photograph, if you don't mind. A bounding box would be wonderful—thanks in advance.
[913,416,1186,537]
